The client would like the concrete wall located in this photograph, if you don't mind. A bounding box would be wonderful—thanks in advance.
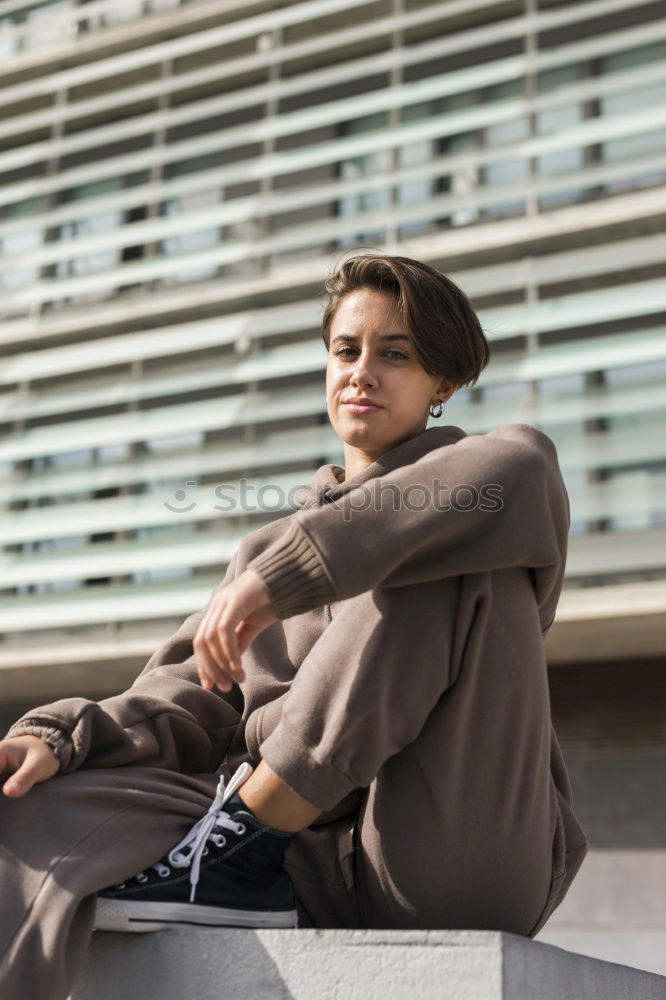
[70,929,666,1000]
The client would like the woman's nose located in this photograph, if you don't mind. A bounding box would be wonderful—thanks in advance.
[350,354,378,385]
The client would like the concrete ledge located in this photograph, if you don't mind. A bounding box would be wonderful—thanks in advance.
[71,929,666,1000]
[545,579,666,664]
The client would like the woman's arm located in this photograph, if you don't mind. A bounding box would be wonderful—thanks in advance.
[246,424,570,636]
[3,554,243,775]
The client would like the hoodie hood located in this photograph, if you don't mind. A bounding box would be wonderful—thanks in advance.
[294,424,469,510]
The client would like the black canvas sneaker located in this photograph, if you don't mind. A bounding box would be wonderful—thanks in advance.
[94,762,299,932]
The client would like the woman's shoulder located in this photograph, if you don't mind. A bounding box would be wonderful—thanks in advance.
[485,421,556,446]
[483,422,560,463]
[411,422,558,470]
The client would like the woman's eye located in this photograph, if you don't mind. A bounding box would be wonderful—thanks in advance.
[335,348,407,360]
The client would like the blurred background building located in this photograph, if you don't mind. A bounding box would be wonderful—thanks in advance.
[0,0,665,975]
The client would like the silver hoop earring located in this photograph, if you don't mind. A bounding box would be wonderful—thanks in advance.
[429,400,445,418]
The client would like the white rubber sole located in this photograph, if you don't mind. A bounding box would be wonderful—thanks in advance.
[94,897,299,933]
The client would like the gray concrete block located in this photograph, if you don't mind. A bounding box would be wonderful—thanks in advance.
[71,929,666,1000]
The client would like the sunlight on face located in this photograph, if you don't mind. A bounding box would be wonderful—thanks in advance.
[325,288,454,477]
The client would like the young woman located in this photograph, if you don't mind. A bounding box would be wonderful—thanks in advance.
[0,254,588,1000]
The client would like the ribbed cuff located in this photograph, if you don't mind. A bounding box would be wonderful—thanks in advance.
[246,518,336,620]
[4,719,74,773]
[259,715,358,813]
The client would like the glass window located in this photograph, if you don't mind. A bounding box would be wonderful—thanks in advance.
[50,449,94,471]
[22,0,75,52]
[396,101,434,238]
[147,431,205,454]
[482,78,528,219]
[434,89,483,228]
[336,112,391,248]
[160,188,221,284]
[477,380,532,425]
[55,178,122,280]
[536,64,584,209]
[0,13,21,59]
[605,360,666,433]
[0,197,45,292]
[538,371,586,430]
[600,43,666,188]
[133,566,193,585]
[605,468,659,531]
[96,442,131,463]
[605,359,666,386]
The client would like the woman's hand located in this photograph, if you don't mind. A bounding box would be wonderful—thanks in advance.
[194,568,278,693]
[0,735,60,798]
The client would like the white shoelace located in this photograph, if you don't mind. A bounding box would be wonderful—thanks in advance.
[120,761,254,904]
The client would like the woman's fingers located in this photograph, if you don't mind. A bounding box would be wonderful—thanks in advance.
[193,632,232,691]
[194,569,277,693]
[4,760,34,797]
[194,608,242,691]
[0,737,59,797]
[194,582,246,690]
[194,599,235,690]
[215,611,244,678]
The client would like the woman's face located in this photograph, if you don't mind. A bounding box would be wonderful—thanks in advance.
[325,287,455,471]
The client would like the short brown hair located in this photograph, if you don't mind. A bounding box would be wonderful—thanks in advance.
[321,252,490,390]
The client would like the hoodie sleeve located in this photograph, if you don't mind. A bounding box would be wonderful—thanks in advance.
[246,423,570,637]
[3,554,243,775]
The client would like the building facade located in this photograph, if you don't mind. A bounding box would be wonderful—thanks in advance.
[1,0,665,974]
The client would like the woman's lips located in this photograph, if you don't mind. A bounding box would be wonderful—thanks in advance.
[343,402,383,414]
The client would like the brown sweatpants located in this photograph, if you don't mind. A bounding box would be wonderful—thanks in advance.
[0,574,586,1000]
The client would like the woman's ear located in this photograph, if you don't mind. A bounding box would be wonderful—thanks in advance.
[437,378,457,403]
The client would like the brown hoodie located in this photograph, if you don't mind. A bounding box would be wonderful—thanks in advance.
[5,422,583,846]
